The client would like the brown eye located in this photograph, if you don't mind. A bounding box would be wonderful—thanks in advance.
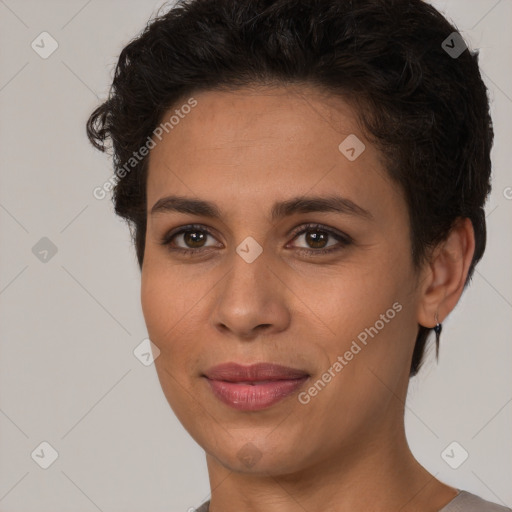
[160,224,220,253]
[182,230,207,248]
[292,227,339,250]
[289,224,352,255]
[303,229,330,249]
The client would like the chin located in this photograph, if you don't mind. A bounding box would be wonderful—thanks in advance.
[204,432,311,476]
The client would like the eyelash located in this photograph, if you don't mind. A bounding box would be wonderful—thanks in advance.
[159,223,353,257]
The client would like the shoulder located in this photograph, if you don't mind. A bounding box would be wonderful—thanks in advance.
[194,493,511,512]
[440,490,512,512]
[195,500,210,512]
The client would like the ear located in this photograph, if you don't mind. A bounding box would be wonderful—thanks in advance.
[416,217,476,328]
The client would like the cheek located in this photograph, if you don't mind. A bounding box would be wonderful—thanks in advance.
[302,275,413,428]
[140,263,208,427]
[311,252,406,332]
[303,244,415,388]
[140,261,199,357]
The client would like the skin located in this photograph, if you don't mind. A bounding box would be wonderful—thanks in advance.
[140,84,475,512]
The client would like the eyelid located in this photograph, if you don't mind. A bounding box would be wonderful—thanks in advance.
[161,223,221,248]
[287,223,353,245]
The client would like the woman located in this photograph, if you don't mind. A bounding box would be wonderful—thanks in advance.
[86,0,510,510]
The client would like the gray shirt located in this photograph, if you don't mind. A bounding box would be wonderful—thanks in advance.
[195,490,512,512]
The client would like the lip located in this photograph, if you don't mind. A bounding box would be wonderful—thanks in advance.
[203,362,309,411]
[204,362,310,381]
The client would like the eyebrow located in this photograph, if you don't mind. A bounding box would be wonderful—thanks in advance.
[150,194,373,221]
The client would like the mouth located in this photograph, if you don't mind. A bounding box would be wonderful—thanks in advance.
[202,362,310,411]
[203,362,310,381]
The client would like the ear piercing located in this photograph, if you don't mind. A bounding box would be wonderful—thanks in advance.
[434,312,442,358]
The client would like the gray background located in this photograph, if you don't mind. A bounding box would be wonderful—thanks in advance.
[0,0,510,511]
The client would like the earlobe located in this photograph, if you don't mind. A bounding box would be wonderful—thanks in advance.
[417,217,475,329]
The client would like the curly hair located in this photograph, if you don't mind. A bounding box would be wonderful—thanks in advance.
[86,0,493,376]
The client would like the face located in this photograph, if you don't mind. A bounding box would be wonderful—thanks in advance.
[141,85,423,476]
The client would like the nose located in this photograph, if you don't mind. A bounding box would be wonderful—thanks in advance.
[211,248,291,340]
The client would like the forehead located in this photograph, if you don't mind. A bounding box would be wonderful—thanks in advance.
[158,84,360,148]
[145,85,400,220]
